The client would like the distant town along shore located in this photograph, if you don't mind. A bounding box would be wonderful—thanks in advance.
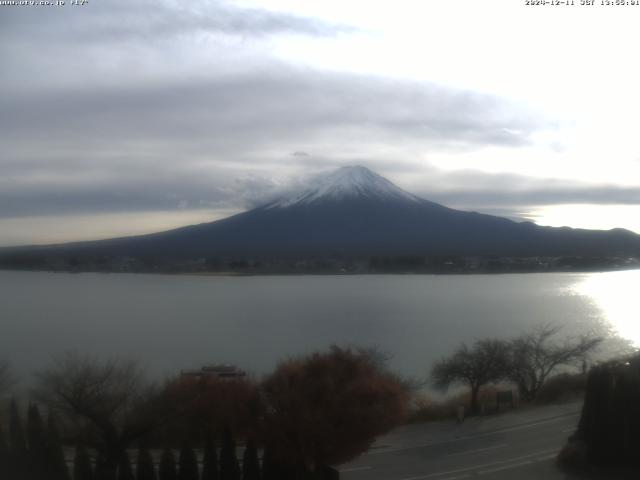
[1,253,638,275]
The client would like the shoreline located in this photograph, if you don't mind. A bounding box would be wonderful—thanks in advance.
[1,265,640,277]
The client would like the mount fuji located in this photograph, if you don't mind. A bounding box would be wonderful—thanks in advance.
[2,166,640,267]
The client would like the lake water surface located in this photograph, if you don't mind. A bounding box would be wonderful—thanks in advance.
[1,270,638,382]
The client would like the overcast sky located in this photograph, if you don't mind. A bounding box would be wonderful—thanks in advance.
[2,0,640,245]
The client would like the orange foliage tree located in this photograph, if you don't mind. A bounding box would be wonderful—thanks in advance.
[162,375,263,442]
[261,346,410,471]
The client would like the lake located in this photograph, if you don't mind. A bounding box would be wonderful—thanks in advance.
[1,270,638,384]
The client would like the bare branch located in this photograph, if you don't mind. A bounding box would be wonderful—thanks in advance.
[34,352,146,425]
[31,351,171,477]
[506,325,602,401]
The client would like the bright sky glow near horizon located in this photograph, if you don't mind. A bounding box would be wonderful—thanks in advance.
[2,0,640,245]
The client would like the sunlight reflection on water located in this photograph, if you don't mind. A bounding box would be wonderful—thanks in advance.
[571,269,640,347]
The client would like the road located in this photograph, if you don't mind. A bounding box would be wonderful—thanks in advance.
[339,402,582,480]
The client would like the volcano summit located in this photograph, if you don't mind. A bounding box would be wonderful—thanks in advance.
[2,166,640,271]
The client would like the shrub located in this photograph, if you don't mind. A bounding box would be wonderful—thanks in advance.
[262,346,409,470]
[534,373,586,405]
[164,376,262,442]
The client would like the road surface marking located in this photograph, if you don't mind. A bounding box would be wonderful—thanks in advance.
[477,453,557,475]
[398,449,556,480]
[477,460,533,474]
[339,466,372,473]
[446,443,508,457]
[368,413,578,456]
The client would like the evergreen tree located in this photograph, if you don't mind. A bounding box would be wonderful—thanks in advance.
[260,447,287,480]
[572,355,640,467]
[73,445,94,480]
[9,399,27,478]
[9,399,26,457]
[158,448,177,480]
[219,428,240,480]
[95,450,110,480]
[260,447,273,480]
[46,412,70,480]
[201,434,218,480]
[177,444,198,480]
[27,404,47,478]
[242,439,260,480]
[136,445,157,480]
[0,421,10,480]
[118,450,135,480]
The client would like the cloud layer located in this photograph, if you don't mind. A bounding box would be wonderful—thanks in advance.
[3,0,639,243]
[0,60,546,218]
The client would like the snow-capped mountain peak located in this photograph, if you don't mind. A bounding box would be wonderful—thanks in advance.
[268,165,420,208]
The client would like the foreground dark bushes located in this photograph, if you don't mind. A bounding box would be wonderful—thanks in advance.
[0,404,340,480]
[0,402,69,480]
[558,352,640,475]
[534,372,586,405]
[1,346,412,480]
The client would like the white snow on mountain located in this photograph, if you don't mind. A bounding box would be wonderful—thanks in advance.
[267,165,421,208]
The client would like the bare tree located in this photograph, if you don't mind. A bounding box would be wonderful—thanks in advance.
[506,324,602,401]
[430,339,509,414]
[34,352,185,480]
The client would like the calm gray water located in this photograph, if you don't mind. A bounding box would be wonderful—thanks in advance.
[1,270,638,383]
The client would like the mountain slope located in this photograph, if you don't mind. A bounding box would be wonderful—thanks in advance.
[2,166,640,262]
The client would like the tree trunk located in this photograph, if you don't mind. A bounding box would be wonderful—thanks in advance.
[96,441,124,480]
[470,384,480,415]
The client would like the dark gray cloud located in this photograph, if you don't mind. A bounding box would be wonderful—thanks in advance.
[0,0,560,227]
[405,168,640,224]
[413,169,640,208]
[0,0,354,93]
[0,0,352,43]
[0,69,543,149]
[425,185,640,208]
[0,66,548,218]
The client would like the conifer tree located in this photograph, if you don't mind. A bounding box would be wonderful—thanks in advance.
[158,448,177,480]
[74,445,94,480]
[242,439,260,480]
[9,399,26,457]
[46,412,70,480]
[0,421,10,480]
[9,399,27,478]
[95,450,111,480]
[27,404,48,478]
[118,450,135,480]
[177,444,198,480]
[219,427,240,480]
[260,447,283,480]
[201,434,218,480]
[136,445,157,480]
